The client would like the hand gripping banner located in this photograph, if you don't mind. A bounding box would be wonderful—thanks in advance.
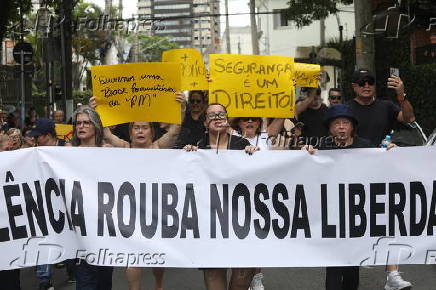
[0,146,436,270]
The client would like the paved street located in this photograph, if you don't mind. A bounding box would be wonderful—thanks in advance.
[21,265,436,289]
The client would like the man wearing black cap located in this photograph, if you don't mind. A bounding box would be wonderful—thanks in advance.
[346,69,414,290]
[27,118,66,147]
[27,118,75,289]
[346,68,415,146]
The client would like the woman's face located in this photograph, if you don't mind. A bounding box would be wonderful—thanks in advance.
[238,118,260,137]
[204,105,228,134]
[75,113,96,141]
[130,122,153,145]
[189,93,206,113]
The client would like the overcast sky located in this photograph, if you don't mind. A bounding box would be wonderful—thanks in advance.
[91,0,250,26]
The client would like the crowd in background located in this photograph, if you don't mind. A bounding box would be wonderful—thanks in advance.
[0,68,421,290]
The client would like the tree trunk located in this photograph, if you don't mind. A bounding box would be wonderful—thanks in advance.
[354,0,375,73]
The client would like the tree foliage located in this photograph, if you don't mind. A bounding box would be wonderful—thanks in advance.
[72,1,107,88]
[284,0,353,28]
[1,0,32,40]
[128,35,179,62]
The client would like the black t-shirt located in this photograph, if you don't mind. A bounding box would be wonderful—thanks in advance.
[346,99,400,146]
[320,136,374,150]
[298,104,329,138]
[197,134,250,150]
[175,112,206,148]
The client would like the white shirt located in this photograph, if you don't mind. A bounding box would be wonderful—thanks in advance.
[233,131,272,150]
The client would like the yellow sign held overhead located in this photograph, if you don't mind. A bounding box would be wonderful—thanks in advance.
[91,62,181,127]
[55,124,73,141]
[162,48,208,90]
[209,54,295,118]
[294,63,320,88]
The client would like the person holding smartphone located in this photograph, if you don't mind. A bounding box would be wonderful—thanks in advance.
[346,68,415,146]
[346,69,414,290]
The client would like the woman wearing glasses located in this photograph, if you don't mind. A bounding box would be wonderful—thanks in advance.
[184,103,258,290]
[66,105,114,290]
[230,117,273,151]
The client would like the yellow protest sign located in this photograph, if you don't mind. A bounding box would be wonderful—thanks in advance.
[162,48,208,90]
[209,54,295,118]
[55,124,73,141]
[91,62,181,127]
[294,63,320,88]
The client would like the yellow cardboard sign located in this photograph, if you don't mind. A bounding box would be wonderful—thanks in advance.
[162,48,208,90]
[91,62,181,127]
[55,124,73,141]
[209,54,295,118]
[294,63,320,88]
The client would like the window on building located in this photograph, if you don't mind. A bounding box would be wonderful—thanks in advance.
[154,4,191,10]
[154,12,191,17]
[273,9,290,29]
[170,36,192,41]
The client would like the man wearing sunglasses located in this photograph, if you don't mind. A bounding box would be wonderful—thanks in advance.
[328,88,342,106]
[346,69,415,147]
[347,69,414,290]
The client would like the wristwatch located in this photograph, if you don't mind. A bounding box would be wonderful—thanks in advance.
[397,93,407,102]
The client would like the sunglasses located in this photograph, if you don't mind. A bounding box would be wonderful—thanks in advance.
[240,117,260,122]
[189,99,203,104]
[206,112,227,120]
[357,78,375,87]
[329,95,342,100]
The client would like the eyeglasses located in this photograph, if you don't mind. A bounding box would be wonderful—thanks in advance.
[329,95,342,100]
[357,78,375,87]
[73,120,92,127]
[240,117,260,122]
[189,99,203,104]
[206,112,227,120]
[331,119,352,127]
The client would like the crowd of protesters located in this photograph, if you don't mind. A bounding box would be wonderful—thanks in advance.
[0,68,419,290]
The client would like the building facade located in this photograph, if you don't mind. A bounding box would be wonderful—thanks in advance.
[137,0,220,53]
[255,0,355,57]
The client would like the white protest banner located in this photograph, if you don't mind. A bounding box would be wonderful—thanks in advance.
[0,146,436,270]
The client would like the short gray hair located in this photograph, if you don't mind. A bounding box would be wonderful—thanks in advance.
[71,105,104,147]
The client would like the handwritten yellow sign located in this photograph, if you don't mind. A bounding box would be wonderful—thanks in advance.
[294,63,320,88]
[209,54,295,118]
[162,48,208,90]
[91,62,181,127]
[55,124,73,141]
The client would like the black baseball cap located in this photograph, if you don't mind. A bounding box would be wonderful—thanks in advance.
[27,118,55,137]
[352,68,375,83]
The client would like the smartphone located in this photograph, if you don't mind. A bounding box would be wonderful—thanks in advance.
[390,67,399,78]
[386,67,400,98]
